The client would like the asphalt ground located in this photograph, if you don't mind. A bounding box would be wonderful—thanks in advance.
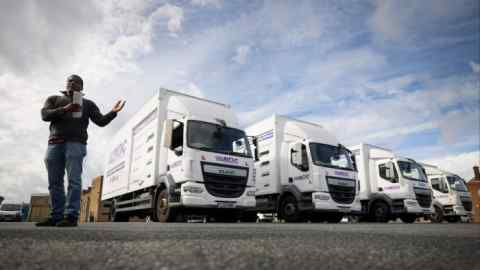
[0,222,479,270]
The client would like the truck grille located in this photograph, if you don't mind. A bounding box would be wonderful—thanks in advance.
[461,197,472,211]
[326,177,355,204]
[201,162,248,198]
[414,188,432,208]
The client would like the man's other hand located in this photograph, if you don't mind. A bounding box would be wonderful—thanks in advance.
[63,103,81,112]
[112,100,126,113]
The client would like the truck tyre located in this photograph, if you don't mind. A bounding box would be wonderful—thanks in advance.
[400,215,417,223]
[279,195,304,222]
[370,202,390,223]
[155,189,182,222]
[325,213,344,223]
[431,206,443,223]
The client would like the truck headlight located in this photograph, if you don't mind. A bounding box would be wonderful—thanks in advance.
[183,186,203,193]
[405,200,417,206]
[247,190,256,196]
[314,194,330,201]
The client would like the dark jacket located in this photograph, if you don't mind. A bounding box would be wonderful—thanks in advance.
[41,93,117,144]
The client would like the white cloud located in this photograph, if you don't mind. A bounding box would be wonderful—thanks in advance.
[423,151,480,181]
[369,0,478,44]
[191,0,223,8]
[363,122,437,141]
[232,45,251,65]
[151,3,184,36]
[437,108,480,145]
[186,82,205,98]
[470,61,480,73]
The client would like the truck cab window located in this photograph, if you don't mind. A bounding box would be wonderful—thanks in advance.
[431,178,448,193]
[379,163,398,183]
[291,144,309,172]
[171,121,184,155]
[431,178,441,191]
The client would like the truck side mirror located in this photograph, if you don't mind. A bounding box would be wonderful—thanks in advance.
[162,119,173,149]
[385,161,395,179]
[248,136,259,162]
[291,143,302,166]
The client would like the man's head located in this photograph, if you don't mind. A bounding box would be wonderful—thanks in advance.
[66,74,83,92]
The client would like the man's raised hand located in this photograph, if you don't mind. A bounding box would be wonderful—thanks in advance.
[112,100,126,113]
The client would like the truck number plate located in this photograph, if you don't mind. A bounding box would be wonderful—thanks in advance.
[217,202,236,208]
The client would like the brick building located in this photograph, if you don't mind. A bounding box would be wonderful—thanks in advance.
[27,194,50,222]
[80,176,110,223]
[467,166,480,224]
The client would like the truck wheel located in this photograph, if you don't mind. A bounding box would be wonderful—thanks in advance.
[431,206,443,223]
[400,215,417,223]
[371,202,390,223]
[155,189,181,222]
[279,195,304,222]
[325,213,344,223]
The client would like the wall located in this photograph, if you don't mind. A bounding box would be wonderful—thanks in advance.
[80,176,110,223]
[28,194,50,222]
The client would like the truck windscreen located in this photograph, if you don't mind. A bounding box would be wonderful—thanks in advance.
[446,176,468,192]
[187,120,252,158]
[397,161,428,182]
[0,204,21,211]
[309,143,355,171]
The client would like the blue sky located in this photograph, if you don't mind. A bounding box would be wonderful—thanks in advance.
[0,0,478,202]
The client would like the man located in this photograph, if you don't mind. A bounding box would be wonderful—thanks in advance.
[37,74,125,227]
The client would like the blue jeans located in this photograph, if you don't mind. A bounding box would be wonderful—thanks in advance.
[44,142,87,221]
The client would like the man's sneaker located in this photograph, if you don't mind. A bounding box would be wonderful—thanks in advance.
[35,218,59,227]
[56,218,78,227]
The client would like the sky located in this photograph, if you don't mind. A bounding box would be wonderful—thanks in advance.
[0,0,479,203]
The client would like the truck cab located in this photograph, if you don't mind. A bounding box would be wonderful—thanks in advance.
[163,116,256,217]
[350,144,433,223]
[0,202,23,222]
[421,164,472,223]
[248,115,360,223]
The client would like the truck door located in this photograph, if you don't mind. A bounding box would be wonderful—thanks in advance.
[288,141,312,191]
[166,121,184,178]
[430,177,449,205]
[376,159,400,195]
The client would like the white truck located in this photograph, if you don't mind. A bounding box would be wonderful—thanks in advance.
[246,115,360,223]
[420,163,472,223]
[349,143,433,223]
[101,89,256,222]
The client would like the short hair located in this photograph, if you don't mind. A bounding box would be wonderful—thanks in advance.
[67,74,83,88]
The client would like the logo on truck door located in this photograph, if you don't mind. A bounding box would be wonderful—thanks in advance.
[293,174,310,181]
[215,155,239,164]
